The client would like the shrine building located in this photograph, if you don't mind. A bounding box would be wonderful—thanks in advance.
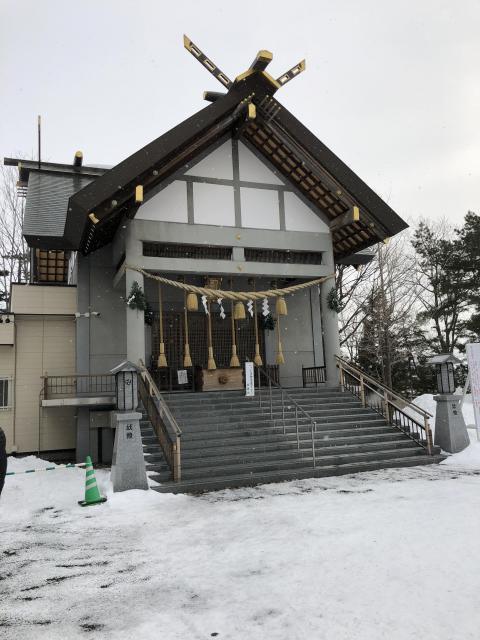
[0,40,416,484]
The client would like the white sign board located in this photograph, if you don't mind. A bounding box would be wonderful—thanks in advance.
[245,362,255,397]
[177,369,188,385]
[466,343,480,441]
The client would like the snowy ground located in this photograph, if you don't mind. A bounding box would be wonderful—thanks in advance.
[2,396,480,639]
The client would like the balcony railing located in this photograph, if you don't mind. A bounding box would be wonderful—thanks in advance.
[41,374,116,400]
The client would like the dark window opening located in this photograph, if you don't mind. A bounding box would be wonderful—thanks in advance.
[143,242,232,261]
[244,248,323,265]
[0,379,9,408]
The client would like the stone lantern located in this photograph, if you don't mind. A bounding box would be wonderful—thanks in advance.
[109,360,148,492]
[110,360,138,411]
[426,354,469,453]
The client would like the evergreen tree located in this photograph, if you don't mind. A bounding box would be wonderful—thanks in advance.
[454,211,480,340]
[412,221,470,353]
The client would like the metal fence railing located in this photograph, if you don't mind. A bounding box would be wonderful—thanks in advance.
[302,365,327,387]
[41,374,115,400]
[336,356,434,455]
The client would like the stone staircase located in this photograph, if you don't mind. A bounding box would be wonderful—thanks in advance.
[141,387,443,494]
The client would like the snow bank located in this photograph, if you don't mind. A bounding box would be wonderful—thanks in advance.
[2,455,480,640]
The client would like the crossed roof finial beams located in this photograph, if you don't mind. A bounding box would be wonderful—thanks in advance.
[183,35,306,95]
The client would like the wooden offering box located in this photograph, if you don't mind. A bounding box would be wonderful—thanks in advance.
[201,367,244,392]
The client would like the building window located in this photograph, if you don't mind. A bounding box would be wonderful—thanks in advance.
[0,378,12,409]
[143,242,232,261]
[244,248,323,265]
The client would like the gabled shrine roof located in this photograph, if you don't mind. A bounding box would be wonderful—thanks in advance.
[6,69,408,260]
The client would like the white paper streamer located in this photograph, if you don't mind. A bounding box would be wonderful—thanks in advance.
[201,295,209,314]
[262,298,270,317]
[217,298,226,319]
[247,300,254,317]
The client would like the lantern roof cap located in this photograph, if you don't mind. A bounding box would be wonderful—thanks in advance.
[426,354,463,365]
[110,360,139,375]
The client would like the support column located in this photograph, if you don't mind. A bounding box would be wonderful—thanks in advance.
[76,407,90,463]
[76,256,90,462]
[320,280,341,386]
[126,268,146,365]
[310,286,324,366]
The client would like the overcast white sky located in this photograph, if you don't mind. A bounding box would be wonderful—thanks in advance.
[1,0,479,226]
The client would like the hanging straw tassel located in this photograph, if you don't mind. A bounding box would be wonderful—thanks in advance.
[276,296,288,316]
[252,281,263,366]
[183,292,193,368]
[230,344,240,368]
[275,314,285,365]
[186,292,198,312]
[207,301,216,370]
[229,290,240,367]
[157,283,168,368]
[234,300,246,320]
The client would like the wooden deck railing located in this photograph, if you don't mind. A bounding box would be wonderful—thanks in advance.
[137,360,182,482]
[336,356,434,455]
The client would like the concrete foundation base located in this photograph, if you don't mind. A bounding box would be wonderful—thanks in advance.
[433,394,470,454]
[110,411,149,492]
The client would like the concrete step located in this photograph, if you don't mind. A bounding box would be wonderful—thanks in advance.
[169,402,364,421]
[144,431,411,463]
[153,446,427,481]
[149,439,420,473]
[150,454,443,494]
[141,422,397,454]
[164,392,349,409]
[175,416,388,439]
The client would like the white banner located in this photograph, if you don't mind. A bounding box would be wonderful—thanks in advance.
[466,343,480,441]
[245,362,255,397]
[177,369,188,385]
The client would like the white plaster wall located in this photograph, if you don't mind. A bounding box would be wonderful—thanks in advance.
[136,180,188,223]
[240,187,280,230]
[185,140,233,180]
[284,192,329,232]
[238,142,284,185]
[193,182,235,226]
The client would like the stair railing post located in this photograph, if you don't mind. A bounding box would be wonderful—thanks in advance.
[424,416,433,455]
[173,436,182,481]
[295,405,300,449]
[269,377,273,420]
[338,360,344,391]
[360,374,366,407]
[311,421,316,468]
[383,390,390,422]
[257,366,262,408]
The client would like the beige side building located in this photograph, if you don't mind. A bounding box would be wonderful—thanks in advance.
[0,284,77,454]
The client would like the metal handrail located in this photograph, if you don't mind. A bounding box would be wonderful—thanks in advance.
[335,356,433,418]
[256,366,317,467]
[335,356,434,455]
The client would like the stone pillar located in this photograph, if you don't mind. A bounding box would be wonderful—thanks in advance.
[110,411,149,492]
[320,280,341,386]
[434,395,470,453]
[126,268,146,365]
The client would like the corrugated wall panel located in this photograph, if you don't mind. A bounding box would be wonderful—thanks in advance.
[23,172,93,238]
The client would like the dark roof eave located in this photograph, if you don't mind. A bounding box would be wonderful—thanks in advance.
[65,76,268,251]
[4,157,107,182]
